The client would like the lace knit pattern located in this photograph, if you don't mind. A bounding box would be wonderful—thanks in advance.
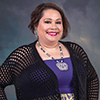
[67,42,99,100]
[0,41,99,100]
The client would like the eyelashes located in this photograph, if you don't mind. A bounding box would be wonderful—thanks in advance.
[44,21,62,24]
[56,22,61,24]
[44,21,51,24]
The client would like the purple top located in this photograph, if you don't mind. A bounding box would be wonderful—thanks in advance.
[44,57,74,94]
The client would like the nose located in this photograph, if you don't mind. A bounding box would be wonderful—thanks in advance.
[51,22,57,30]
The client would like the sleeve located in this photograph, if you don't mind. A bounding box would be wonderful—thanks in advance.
[86,59,99,100]
[0,57,14,100]
[0,45,31,100]
[77,44,99,99]
[69,42,99,99]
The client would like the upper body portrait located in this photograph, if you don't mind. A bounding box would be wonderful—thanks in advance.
[0,3,99,100]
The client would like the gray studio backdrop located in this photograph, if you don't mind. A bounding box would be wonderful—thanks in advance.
[0,0,100,99]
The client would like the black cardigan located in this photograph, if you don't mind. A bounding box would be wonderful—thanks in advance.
[0,41,99,100]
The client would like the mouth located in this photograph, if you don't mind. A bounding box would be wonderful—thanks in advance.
[46,31,58,36]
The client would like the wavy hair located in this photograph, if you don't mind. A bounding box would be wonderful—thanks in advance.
[28,3,70,39]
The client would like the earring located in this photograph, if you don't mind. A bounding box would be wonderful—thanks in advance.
[34,29,38,39]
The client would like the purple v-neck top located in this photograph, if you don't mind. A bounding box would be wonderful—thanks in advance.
[44,57,74,94]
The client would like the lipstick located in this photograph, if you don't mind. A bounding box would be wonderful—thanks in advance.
[47,31,58,36]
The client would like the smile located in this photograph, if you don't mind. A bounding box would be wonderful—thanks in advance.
[47,31,58,36]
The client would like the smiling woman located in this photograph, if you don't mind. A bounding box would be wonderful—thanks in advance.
[28,3,70,40]
[36,9,63,45]
[0,3,99,100]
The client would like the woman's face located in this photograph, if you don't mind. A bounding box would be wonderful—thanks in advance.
[36,9,63,44]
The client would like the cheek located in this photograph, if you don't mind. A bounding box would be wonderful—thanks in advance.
[57,24,63,30]
[59,25,63,32]
[39,24,48,31]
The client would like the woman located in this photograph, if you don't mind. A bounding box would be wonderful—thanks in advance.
[0,3,99,100]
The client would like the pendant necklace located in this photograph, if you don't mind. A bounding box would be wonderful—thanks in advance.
[37,41,68,71]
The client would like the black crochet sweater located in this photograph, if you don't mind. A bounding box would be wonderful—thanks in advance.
[0,41,99,100]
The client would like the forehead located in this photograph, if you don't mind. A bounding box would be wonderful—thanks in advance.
[42,9,62,20]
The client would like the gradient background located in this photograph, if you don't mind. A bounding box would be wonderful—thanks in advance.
[0,0,100,99]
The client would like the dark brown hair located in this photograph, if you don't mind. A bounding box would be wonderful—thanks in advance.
[28,3,70,39]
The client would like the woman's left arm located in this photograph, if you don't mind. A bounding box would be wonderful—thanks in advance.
[67,42,99,99]
[86,59,99,100]
[77,43,99,99]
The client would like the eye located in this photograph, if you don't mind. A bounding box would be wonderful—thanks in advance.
[56,21,61,24]
[44,21,51,24]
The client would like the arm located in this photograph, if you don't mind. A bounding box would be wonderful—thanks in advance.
[68,42,99,99]
[0,45,34,100]
[86,60,99,100]
[77,44,99,99]
[76,43,99,99]
[0,62,13,100]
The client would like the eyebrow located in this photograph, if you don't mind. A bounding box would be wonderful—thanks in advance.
[44,18,62,21]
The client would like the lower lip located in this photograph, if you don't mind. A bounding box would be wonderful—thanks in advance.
[48,33,57,36]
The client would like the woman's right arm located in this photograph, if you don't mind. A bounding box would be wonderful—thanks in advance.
[0,43,35,100]
[0,48,19,100]
[0,45,33,100]
[0,63,13,100]
[0,46,26,100]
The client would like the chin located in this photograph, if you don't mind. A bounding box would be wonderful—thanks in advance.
[47,39,59,43]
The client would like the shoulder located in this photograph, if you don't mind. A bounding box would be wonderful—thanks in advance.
[1,41,37,77]
[60,41,83,51]
[14,41,36,52]
[60,41,88,59]
[5,41,36,61]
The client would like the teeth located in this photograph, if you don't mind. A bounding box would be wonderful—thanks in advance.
[49,33,56,35]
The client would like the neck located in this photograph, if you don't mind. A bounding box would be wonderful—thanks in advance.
[37,40,59,51]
